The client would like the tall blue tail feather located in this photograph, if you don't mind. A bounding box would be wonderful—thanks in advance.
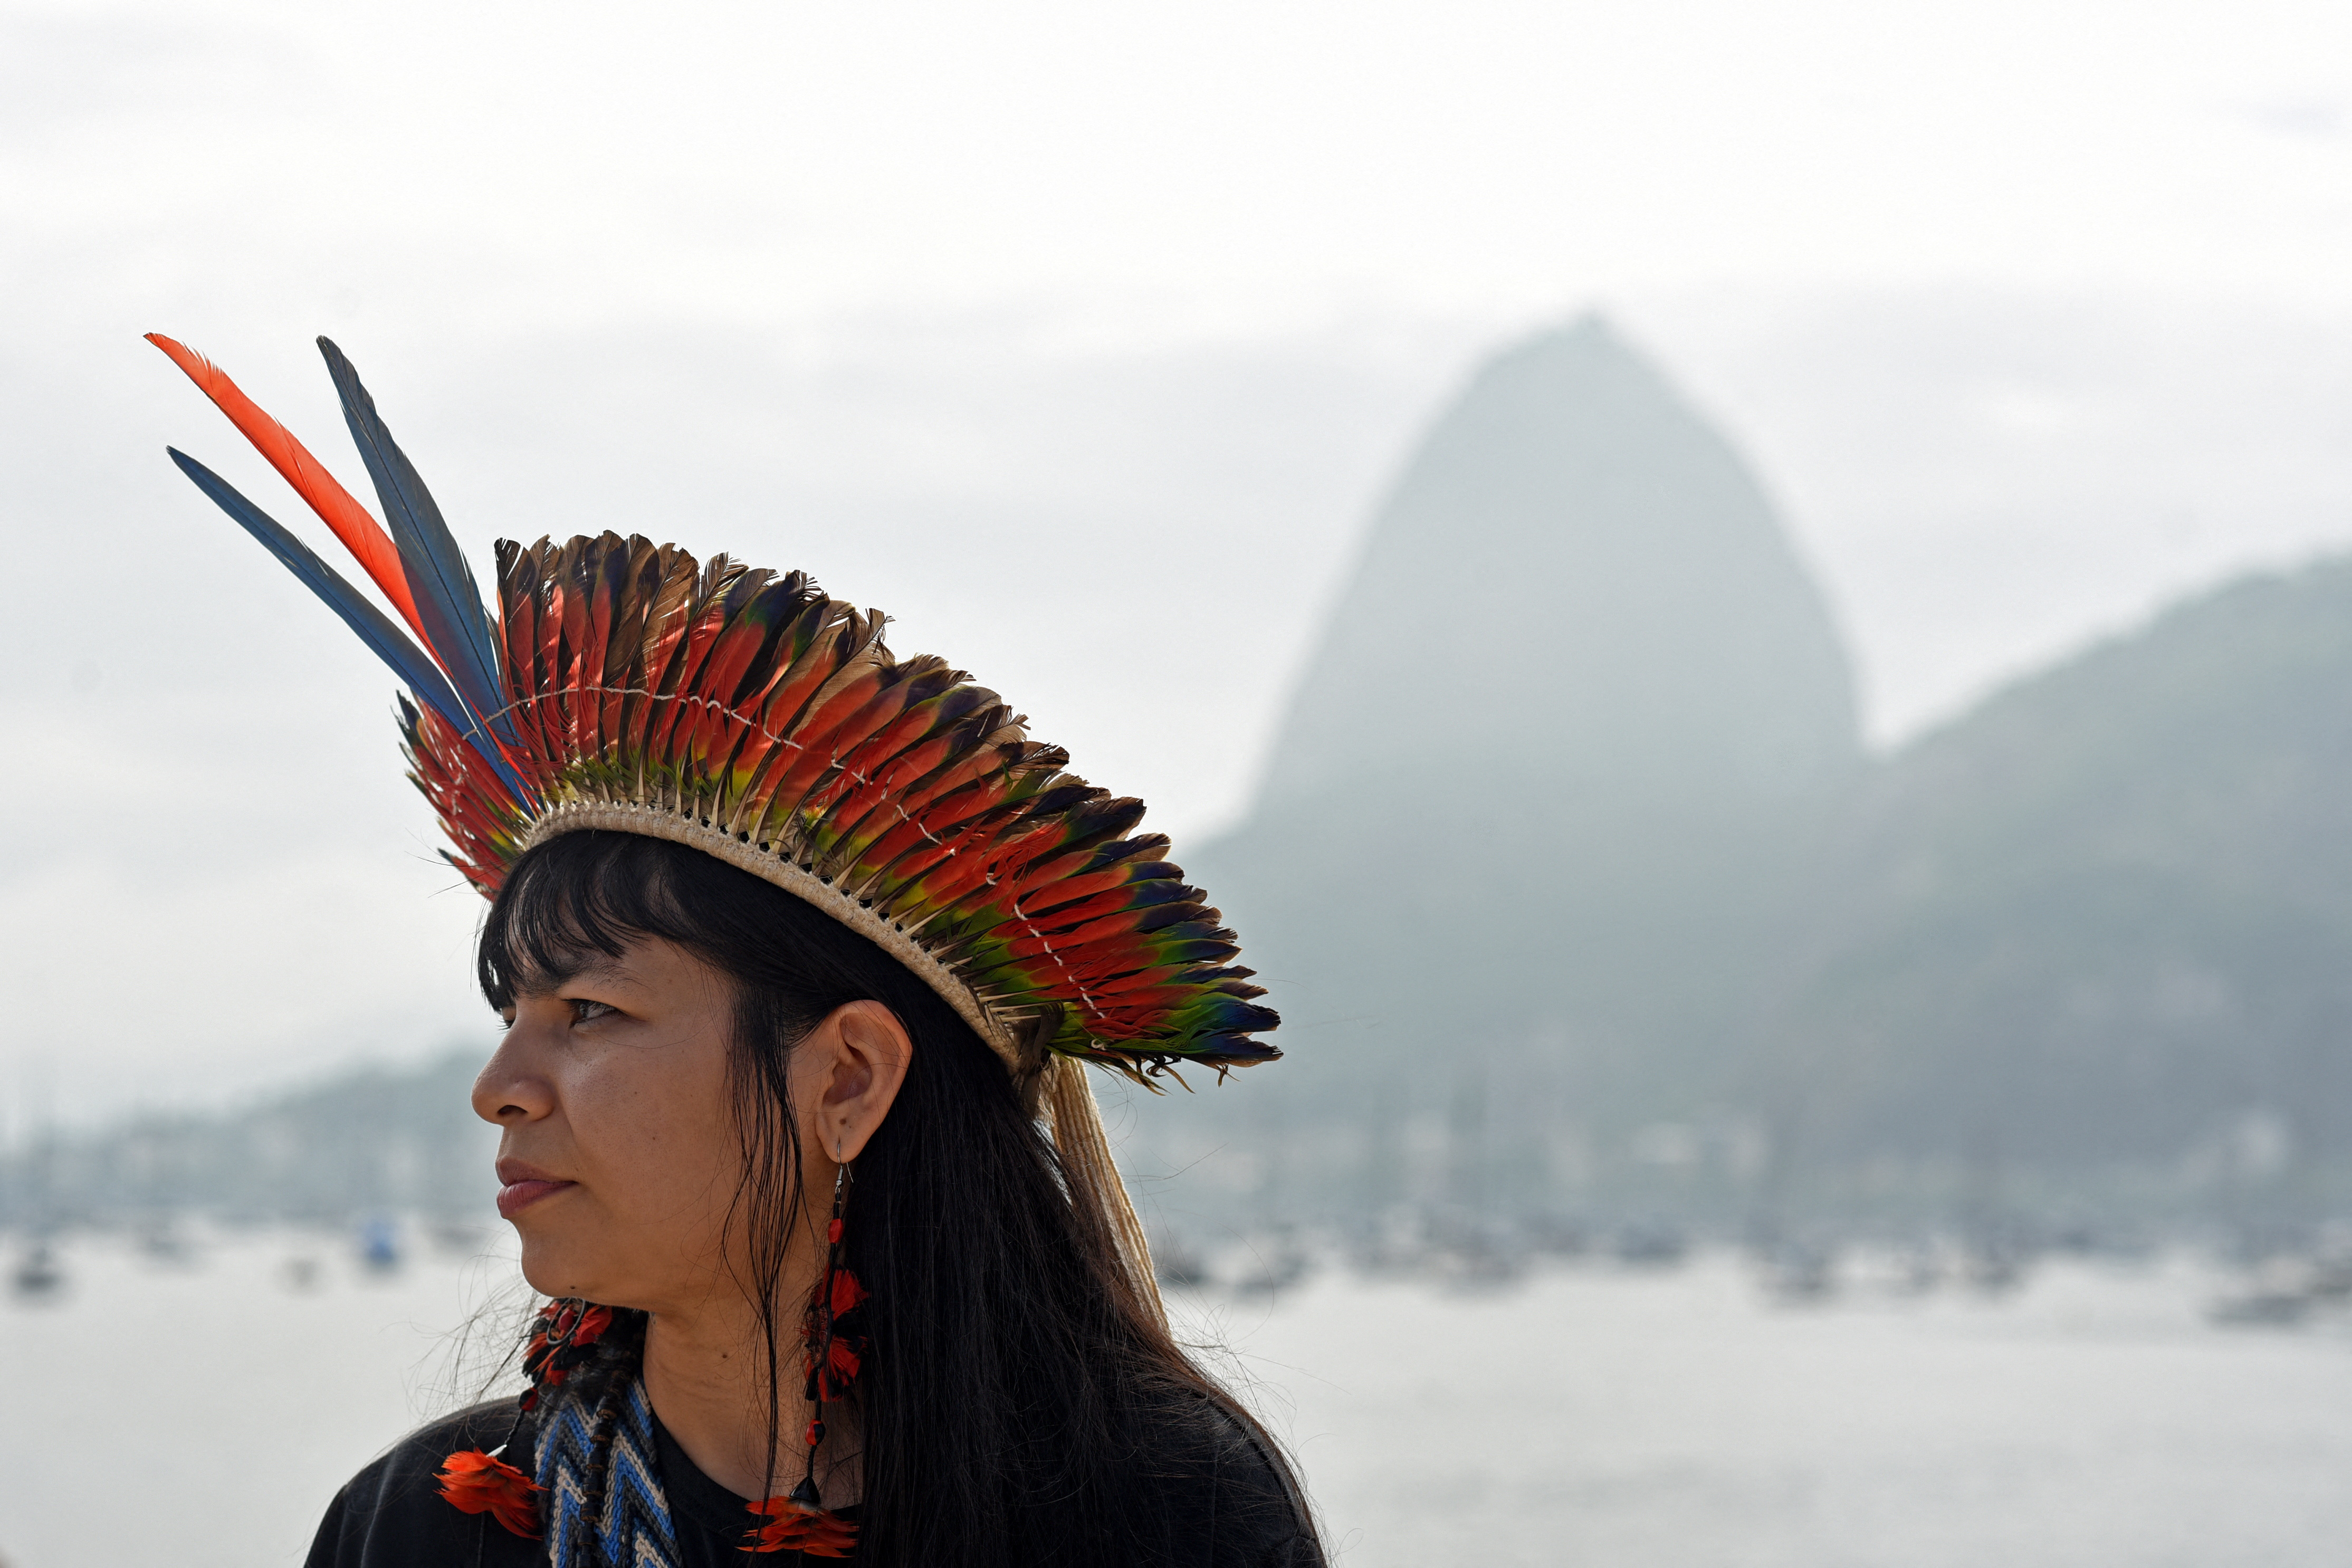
[314,337,517,747]
[166,447,531,799]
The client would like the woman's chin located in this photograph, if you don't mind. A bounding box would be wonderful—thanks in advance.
[515,1232,617,1303]
[521,1261,600,1302]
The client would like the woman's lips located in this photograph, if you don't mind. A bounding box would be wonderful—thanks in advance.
[496,1178,576,1218]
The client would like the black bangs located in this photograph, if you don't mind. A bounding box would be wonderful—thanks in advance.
[476,830,699,1010]
[474,828,976,1054]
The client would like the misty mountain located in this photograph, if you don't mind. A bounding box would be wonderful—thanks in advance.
[1249,315,1858,817]
[1169,316,1859,1166]
[1753,559,2352,1181]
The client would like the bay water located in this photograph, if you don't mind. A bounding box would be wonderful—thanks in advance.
[2,1231,2346,1566]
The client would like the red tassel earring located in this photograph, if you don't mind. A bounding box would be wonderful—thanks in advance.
[744,1150,864,1556]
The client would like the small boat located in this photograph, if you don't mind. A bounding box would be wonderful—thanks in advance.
[1153,1241,1210,1288]
[358,1216,403,1274]
[11,1241,65,1301]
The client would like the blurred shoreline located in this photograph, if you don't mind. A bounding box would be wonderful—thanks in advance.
[6,1219,2351,1567]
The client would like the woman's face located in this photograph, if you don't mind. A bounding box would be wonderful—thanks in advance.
[473,932,913,1313]
[474,935,747,1310]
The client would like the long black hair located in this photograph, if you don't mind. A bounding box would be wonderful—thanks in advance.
[477,829,1313,1567]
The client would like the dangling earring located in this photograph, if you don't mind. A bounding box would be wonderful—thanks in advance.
[803,1149,869,1446]
[745,1143,864,1556]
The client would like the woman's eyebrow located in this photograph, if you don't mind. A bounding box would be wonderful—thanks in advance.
[559,955,640,989]
[511,952,640,996]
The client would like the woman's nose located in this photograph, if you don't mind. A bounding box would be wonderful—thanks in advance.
[471,1027,557,1124]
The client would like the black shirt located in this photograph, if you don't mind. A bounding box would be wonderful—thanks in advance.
[650,1418,859,1568]
[304,1397,1320,1567]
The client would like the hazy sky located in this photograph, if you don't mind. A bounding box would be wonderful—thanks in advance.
[12,0,2352,1118]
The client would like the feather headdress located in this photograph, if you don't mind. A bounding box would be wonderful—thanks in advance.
[150,333,1280,1315]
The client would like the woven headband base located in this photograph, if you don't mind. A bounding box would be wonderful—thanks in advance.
[521,799,1023,1069]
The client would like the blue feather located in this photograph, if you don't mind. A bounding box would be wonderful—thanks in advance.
[313,337,517,747]
[167,447,531,799]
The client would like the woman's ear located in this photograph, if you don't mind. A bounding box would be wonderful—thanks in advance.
[801,999,914,1162]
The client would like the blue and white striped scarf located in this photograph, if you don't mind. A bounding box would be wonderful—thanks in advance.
[534,1375,681,1568]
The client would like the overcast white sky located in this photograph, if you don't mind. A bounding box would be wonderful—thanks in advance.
[11,0,2352,1119]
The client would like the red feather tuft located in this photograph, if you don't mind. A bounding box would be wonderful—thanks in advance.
[436,1449,543,1538]
[743,1495,857,1556]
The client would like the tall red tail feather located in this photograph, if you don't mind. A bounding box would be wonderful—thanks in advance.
[145,333,430,647]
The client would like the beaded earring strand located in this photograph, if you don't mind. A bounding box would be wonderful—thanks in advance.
[745,1153,863,1555]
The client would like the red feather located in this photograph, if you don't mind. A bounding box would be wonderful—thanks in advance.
[436,1449,542,1538]
[744,1495,857,1556]
[145,334,429,647]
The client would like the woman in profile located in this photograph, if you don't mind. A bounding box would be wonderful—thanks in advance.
[149,333,1317,1568]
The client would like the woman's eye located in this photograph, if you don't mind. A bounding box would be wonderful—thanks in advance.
[570,998,618,1025]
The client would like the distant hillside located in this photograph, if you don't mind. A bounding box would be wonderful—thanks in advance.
[1753,559,2352,1183]
[1,1051,493,1226]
